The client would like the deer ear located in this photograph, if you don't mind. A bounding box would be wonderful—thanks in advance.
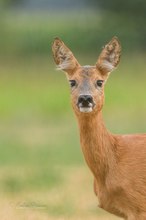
[52,37,80,75]
[96,37,121,76]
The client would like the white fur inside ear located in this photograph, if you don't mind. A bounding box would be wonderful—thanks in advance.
[102,60,115,72]
[56,61,72,70]
[57,51,73,70]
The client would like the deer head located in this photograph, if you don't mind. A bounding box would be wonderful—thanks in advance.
[52,37,121,115]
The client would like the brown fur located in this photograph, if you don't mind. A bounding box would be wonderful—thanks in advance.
[52,37,146,220]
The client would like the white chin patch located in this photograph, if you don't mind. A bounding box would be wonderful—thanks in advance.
[79,107,93,113]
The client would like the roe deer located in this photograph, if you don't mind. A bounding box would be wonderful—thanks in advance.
[52,37,146,220]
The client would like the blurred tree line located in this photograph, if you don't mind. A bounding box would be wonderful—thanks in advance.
[87,0,146,51]
[0,0,146,57]
[0,0,21,8]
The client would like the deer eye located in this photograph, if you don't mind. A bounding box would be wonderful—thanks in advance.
[96,80,104,87]
[69,80,76,88]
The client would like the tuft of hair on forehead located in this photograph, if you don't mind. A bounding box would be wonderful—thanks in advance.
[83,65,93,68]
[77,65,100,79]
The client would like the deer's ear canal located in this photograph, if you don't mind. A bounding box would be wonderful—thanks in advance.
[96,37,121,77]
[52,38,80,75]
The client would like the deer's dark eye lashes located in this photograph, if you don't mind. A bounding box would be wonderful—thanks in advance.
[69,80,76,88]
[96,80,104,87]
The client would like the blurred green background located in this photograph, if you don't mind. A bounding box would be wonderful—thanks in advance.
[0,1,146,219]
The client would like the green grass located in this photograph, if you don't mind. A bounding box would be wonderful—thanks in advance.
[1,54,146,179]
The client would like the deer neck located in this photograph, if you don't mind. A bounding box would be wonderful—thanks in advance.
[76,111,116,183]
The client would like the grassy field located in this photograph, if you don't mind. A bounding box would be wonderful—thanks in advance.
[1,7,146,220]
[0,53,146,220]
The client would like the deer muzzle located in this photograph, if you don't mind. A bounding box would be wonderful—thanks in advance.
[77,95,95,113]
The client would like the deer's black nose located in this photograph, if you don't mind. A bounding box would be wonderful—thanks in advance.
[78,95,93,106]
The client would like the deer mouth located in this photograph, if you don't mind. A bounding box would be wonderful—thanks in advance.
[79,106,93,113]
[78,103,94,113]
